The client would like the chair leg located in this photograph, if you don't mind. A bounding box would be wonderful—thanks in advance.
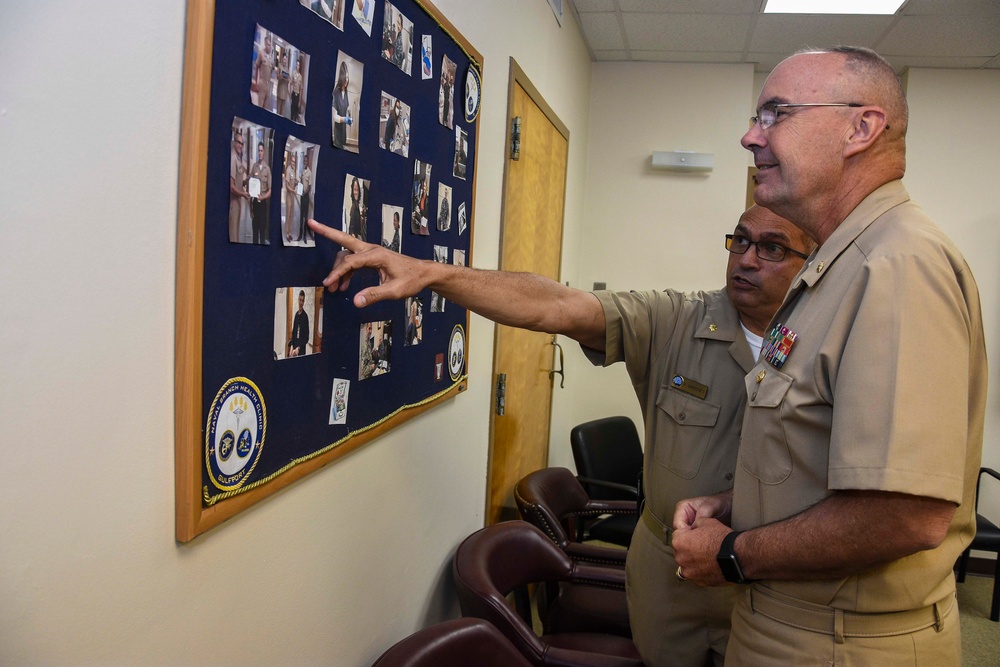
[956,548,971,583]
[991,559,1000,622]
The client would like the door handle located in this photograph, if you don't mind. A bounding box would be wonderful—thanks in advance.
[549,336,565,389]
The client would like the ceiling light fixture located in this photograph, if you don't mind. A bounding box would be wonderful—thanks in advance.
[763,0,905,15]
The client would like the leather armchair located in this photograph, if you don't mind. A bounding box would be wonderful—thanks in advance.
[370,617,532,667]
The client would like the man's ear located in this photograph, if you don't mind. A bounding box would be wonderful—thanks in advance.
[844,107,888,159]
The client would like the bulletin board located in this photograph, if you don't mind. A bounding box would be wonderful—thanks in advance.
[175,0,482,542]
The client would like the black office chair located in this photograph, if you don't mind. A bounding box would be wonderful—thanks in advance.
[570,416,643,547]
[370,617,533,667]
[956,467,1000,621]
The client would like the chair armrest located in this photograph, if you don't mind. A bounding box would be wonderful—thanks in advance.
[564,542,628,567]
[577,476,638,499]
[571,562,627,591]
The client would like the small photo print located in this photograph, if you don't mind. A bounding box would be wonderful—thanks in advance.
[431,245,447,312]
[281,136,319,246]
[229,117,275,245]
[411,160,432,235]
[332,51,363,153]
[329,378,350,425]
[274,287,324,360]
[381,204,404,253]
[352,0,375,35]
[436,183,452,231]
[421,35,433,79]
[404,296,423,346]
[438,54,457,129]
[453,125,469,180]
[342,173,370,241]
[251,25,310,124]
[434,353,445,382]
[359,320,393,380]
[379,91,410,157]
[453,249,466,267]
[381,2,414,75]
[458,201,467,236]
[301,0,346,30]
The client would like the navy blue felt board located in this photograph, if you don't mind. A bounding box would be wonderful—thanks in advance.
[200,0,476,505]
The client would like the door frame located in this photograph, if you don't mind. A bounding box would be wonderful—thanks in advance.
[485,58,571,522]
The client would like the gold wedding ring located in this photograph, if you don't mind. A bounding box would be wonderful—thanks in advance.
[675,566,686,581]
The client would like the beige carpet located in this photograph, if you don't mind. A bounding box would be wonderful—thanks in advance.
[958,573,999,666]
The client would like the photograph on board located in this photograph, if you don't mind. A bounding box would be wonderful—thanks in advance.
[453,248,466,267]
[251,25,310,124]
[352,0,375,35]
[332,51,363,153]
[229,117,275,245]
[274,287,323,360]
[381,2,413,75]
[342,173,370,241]
[404,297,423,347]
[421,35,433,79]
[329,378,350,425]
[438,55,457,129]
[453,125,468,180]
[281,136,319,246]
[301,0,346,31]
[379,91,410,157]
[381,204,403,253]
[431,245,447,312]
[436,183,452,232]
[410,160,432,235]
[359,320,392,380]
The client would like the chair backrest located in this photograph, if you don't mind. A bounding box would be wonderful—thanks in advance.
[453,521,643,667]
[370,617,532,667]
[571,416,643,500]
[514,467,591,548]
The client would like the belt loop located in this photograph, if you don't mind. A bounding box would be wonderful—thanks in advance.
[933,600,944,632]
[747,585,756,614]
[833,609,845,644]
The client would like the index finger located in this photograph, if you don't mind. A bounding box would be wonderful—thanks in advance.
[307,219,369,252]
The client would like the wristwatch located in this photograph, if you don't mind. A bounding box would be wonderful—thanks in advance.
[716,530,756,584]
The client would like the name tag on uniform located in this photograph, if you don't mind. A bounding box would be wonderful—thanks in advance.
[671,374,708,400]
[762,322,797,369]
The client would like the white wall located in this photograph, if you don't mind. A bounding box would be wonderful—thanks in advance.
[0,1,592,665]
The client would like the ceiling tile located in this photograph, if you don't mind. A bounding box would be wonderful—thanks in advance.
[901,0,1000,16]
[618,0,758,12]
[631,50,745,62]
[571,0,616,12]
[579,12,626,50]
[622,13,753,51]
[750,15,893,53]
[892,55,993,69]
[593,49,632,60]
[877,16,1000,56]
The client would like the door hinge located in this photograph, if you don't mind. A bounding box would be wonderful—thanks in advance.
[510,116,521,160]
[495,373,507,416]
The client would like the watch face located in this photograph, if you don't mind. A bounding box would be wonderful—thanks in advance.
[716,554,743,583]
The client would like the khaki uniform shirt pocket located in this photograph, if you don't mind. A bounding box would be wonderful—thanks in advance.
[741,367,793,484]
[655,387,721,479]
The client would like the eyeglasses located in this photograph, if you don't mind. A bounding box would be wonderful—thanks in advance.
[750,102,863,130]
[725,234,809,262]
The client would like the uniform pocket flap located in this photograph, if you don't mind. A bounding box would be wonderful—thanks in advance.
[657,387,721,427]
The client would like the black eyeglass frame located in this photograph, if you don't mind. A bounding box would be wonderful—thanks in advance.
[724,234,810,262]
[750,102,864,130]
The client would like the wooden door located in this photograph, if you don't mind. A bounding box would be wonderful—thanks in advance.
[486,61,569,524]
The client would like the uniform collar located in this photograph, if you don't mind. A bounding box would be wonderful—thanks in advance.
[695,292,756,372]
[792,180,911,290]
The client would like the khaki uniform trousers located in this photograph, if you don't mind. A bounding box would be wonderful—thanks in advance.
[626,519,736,667]
[725,585,960,666]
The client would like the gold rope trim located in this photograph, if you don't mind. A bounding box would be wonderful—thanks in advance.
[412,0,482,75]
[203,375,468,506]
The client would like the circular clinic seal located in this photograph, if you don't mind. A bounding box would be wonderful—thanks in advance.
[464,65,481,123]
[448,324,466,381]
[205,377,266,492]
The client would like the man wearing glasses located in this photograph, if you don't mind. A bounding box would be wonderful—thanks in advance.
[306,204,813,667]
[671,47,985,665]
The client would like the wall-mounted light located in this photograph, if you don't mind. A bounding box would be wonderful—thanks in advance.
[651,151,714,172]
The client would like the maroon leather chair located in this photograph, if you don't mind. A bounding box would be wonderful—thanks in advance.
[515,467,631,569]
[453,521,643,667]
[370,617,532,667]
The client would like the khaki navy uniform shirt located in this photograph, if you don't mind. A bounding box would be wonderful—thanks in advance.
[589,288,753,667]
[733,180,987,613]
